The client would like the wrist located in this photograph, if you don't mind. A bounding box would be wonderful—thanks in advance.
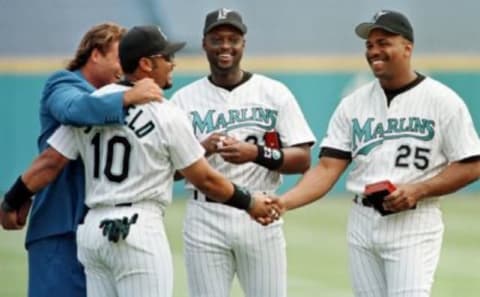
[122,90,132,106]
[3,176,34,211]
[415,182,430,201]
[224,183,252,211]
[0,200,14,212]
[254,145,284,170]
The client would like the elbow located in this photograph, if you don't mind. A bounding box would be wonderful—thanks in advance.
[284,156,311,174]
[282,146,312,174]
[298,158,311,173]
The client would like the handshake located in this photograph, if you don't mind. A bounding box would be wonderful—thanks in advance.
[247,193,286,226]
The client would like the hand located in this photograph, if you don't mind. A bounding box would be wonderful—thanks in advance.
[218,137,258,164]
[252,195,287,225]
[248,193,286,226]
[201,132,227,157]
[17,199,32,226]
[248,192,273,225]
[0,207,23,230]
[382,183,422,212]
[123,78,163,106]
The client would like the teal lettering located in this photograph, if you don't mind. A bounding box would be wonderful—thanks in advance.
[352,118,374,151]
[191,110,215,134]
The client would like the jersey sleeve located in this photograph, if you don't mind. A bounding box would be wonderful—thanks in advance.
[43,71,125,126]
[165,108,205,170]
[276,86,316,147]
[46,125,80,160]
[440,98,480,161]
[320,98,352,152]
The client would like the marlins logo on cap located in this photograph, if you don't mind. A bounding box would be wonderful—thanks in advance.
[355,10,414,42]
[203,8,247,35]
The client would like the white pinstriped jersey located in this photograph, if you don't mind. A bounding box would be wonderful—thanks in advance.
[172,73,314,297]
[321,76,480,194]
[171,74,316,192]
[48,83,205,208]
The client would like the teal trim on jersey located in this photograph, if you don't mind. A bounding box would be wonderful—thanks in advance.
[357,133,435,156]
[224,122,276,132]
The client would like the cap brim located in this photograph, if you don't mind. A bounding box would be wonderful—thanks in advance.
[161,41,186,55]
[204,21,247,35]
[355,22,400,39]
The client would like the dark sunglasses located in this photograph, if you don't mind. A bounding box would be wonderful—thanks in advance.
[149,53,175,62]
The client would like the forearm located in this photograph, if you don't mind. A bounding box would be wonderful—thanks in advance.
[22,148,69,192]
[2,148,68,211]
[181,158,234,202]
[181,159,255,210]
[49,90,124,126]
[281,157,348,210]
[192,169,234,202]
[416,160,480,200]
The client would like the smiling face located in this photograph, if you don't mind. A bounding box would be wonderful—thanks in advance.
[365,29,413,84]
[203,25,245,75]
[144,53,176,90]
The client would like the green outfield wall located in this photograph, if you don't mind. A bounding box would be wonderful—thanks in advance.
[1,70,479,195]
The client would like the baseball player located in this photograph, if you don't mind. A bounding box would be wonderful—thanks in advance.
[270,10,480,297]
[0,25,277,297]
[171,8,316,297]
[0,23,162,297]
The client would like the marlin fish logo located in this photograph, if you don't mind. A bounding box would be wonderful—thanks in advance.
[372,10,389,21]
[191,108,278,134]
[352,117,435,155]
[218,8,232,20]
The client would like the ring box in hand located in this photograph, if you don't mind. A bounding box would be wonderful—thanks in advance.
[364,180,396,216]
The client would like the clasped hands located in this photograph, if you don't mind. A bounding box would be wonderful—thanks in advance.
[247,193,285,226]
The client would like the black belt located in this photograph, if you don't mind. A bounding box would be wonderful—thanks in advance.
[193,190,218,203]
[353,194,373,208]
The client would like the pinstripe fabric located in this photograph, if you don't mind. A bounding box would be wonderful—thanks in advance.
[172,74,314,297]
[172,75,316,193]
[47,83,205,297]
[48,100,204,207]
[322,76,480,297]
[321,77,480,194]
[78,204,173,297]
[183,199,286,297]
[348,202,443,297]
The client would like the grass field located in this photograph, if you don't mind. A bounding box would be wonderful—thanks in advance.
[0,194,479,297]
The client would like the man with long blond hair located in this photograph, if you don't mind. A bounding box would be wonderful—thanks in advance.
[0,22,162,297]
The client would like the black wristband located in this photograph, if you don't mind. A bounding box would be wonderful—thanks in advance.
[224,183,252,211]
[254,145,284,170]
[2,176,34,211]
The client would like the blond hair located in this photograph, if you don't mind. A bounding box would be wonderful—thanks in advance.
[67,22,126,71]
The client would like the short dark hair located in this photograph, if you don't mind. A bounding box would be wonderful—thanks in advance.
[67,22,126,71]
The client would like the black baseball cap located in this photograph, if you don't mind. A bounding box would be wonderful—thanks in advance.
[119,25,186,73]
[203,8,247,35]
[355,10,414,42]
